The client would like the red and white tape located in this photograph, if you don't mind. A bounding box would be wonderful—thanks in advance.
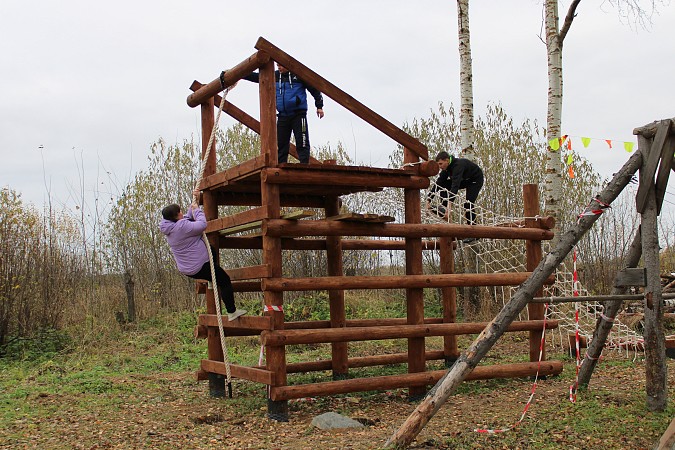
[474,304,550,434]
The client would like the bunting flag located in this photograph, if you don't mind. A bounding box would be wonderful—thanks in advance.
[547,134,635,153]
[546,134,637,180]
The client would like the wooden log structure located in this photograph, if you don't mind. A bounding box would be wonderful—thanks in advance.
[187,38,566,421]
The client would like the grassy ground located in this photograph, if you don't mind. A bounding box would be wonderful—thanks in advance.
[1,311,674,449]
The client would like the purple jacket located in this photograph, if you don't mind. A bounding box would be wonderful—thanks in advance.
[159,206,209,276]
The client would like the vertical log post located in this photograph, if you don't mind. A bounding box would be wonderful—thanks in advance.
[640,165,667,412]
[325,196,348,379]
[524,184,545,362]
[404,148,426,399]
[259,59,288,420]
[577,227,642,388]
[440,237,459,365]
[201,96,225,397]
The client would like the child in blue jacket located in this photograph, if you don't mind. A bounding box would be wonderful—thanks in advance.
[245,63,324,163]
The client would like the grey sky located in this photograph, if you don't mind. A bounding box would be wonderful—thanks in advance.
[2,1,674,215]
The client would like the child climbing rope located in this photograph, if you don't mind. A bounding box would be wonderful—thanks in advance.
[160,192,246,321]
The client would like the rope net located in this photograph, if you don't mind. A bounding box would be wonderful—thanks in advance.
[340,181,644,358]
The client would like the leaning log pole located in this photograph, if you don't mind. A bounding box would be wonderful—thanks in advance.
[385,149,643,448]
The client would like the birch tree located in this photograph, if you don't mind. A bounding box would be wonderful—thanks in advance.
[457,0,476,160]
[543,0,662,226]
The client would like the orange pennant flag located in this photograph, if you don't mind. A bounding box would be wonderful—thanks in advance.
[568,165,575,178]
[605,139,613,149]
[567,139,572,150]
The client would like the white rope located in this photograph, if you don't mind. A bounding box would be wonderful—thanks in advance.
[193,80,236,391]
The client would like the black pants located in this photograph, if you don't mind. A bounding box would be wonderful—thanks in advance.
[431,174,484,225]
[188,261,236,314]
[277,112,310,164]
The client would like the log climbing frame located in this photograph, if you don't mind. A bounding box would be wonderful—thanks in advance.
[187,37,559,421]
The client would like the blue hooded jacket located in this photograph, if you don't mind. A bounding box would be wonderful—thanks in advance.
[244,70,324,117]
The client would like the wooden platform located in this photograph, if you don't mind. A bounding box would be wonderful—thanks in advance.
[201,160,429,207]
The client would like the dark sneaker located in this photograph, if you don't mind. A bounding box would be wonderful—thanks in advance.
[462,238,478,244]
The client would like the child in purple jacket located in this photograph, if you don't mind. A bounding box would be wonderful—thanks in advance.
[160,202,246,321]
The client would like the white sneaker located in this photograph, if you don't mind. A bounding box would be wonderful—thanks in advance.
[227,309,246,321]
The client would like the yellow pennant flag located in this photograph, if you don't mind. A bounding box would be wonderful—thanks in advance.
[624,142,635,153]
[549,138,560,151]
[566,154,573,165]
[581,137,591,147]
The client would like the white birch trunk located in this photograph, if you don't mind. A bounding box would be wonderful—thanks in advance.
[544,0,563,223]
[457,0,476,160]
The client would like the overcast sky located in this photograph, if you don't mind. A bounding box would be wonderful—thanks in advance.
[2,1,674,215]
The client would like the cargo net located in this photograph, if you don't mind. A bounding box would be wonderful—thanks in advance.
[344,184,644,358]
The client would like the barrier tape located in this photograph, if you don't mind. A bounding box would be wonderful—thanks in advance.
[264,305,283,312]
[569,248,581,403]
[474,304,550,434]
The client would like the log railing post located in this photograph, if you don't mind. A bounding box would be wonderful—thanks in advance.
[404,148,425,399]
[200,96,226,397]
[258,59,288,421]
[524,184,545,362]
[325,196,348,379]
[440,237,459,364]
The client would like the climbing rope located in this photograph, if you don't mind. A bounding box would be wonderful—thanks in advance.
[193,75,237,397]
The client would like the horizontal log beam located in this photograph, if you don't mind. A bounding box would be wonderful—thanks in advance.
[262,272,550,292]
[285,317,446,329]
[187,51,270,107]
[254,37,429,160]
[232,280,262,292]
[261,320,558,346]
[219,236,452,251]
[212,192,328,208]
[199,155,268,191]
[282,350,446,373]
[530,292,675,304]
[495,216,556,230]
[199,314,271,331]
[227,264,271,281]
[263,220,555,241]
[205,206,269,234]
[262,168,429,189]
[270,360,563,400]
[633,118,675,138]
[201,359,275,385]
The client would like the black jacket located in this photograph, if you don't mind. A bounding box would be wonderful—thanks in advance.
[435,157,483,197]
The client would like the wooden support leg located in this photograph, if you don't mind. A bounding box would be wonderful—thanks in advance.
[524,184,545,363]
[440,237,459,366]
[259,58,288,421]
[404,148,425,400]
[325,196,348,380]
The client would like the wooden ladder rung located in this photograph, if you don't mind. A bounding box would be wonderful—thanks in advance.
[219,209,315,236]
